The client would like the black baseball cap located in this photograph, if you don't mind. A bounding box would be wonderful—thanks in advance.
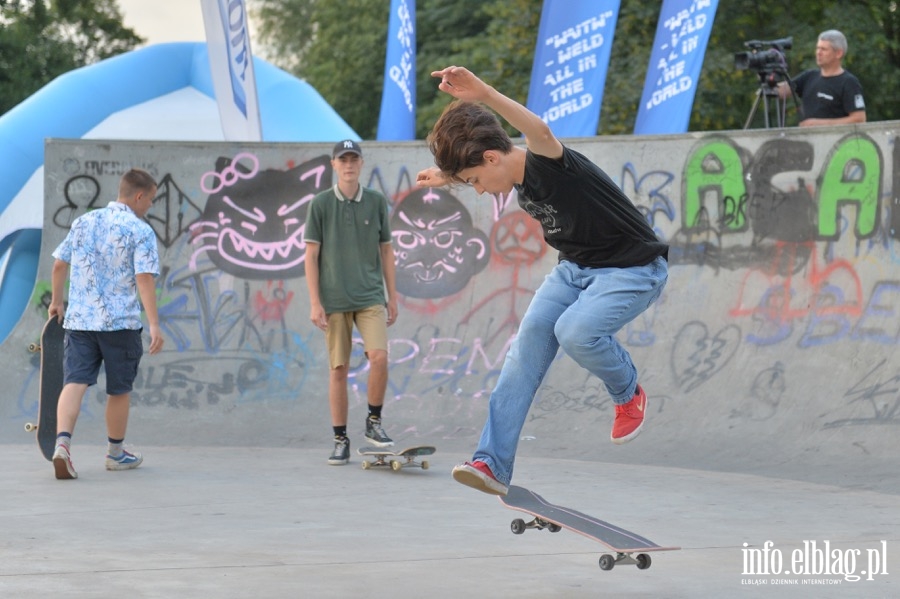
[333,139,362,158]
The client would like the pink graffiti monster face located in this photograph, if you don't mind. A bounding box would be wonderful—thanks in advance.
[190,153,331,280]
[391,187,490,299]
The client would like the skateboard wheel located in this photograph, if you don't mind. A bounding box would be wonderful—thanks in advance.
[28,343,40,353]
[598,554,615,571]
[390,460,401,471]
[548,523,561,533]
[510,518,526,535]
[362,461,371,470]
[636,553,651,570]
[24,422,36,432]
[421,460,429,470]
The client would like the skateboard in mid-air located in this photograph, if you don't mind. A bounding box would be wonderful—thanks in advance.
[357,445,436,471]
[24,317,66,461]
[499,485,679,571]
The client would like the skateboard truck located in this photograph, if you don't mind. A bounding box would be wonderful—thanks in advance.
[510,516,561,534]
[598,551,652,571]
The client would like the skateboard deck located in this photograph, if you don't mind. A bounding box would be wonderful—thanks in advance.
[25,317,66,461]
[357,445,435,471]
[499,485,679,571]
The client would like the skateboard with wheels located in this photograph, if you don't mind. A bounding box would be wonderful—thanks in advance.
[357,445,435,471]
[25,317,66,461]
[499,485,679,571]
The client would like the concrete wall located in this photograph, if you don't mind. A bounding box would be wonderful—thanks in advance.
[3,125,898,488]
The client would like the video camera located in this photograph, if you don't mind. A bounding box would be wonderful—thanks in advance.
[734,37,792,75]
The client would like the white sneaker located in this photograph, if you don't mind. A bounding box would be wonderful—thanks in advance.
[106,449,143,471]
[52,445,78,480]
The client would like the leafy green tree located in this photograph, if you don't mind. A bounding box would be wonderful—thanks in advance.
[0,0,142,115]
[255,0,389,139]
[252,0,899,138]
[414,0,494,136]
[253,0,522,139]
[412,0,542,138]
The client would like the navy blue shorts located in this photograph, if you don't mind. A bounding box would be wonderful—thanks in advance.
[63,329,144,395]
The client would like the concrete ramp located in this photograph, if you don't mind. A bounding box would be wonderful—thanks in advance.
[2,127,898,495]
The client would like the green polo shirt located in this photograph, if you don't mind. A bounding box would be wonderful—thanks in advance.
[304,184,392,313]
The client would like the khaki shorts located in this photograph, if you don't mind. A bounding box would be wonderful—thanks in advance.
[325,304,388,369]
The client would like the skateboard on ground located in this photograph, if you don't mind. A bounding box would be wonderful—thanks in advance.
[25,317,66,461]
[499,485,679,571]
[357,445,435,471]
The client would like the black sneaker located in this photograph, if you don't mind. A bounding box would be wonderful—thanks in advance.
[328,436,350,465]
[365,416,394,448]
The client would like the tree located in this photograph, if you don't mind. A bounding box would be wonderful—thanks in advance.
[254,0,390,140]
[0,0,143,115]
[417,0,542,138]
[251,0,899,138]
[253,0,539,139]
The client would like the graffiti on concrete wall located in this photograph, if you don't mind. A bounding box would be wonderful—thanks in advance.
[391,187,490,299]
[16,129,899,436]
[191,153,331,280]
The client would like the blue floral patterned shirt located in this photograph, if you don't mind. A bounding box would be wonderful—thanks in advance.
[52,201,159,331]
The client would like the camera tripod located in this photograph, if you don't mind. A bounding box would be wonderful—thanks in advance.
[743,70,797,129]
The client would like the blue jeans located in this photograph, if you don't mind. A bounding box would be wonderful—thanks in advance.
[472,256,667,485]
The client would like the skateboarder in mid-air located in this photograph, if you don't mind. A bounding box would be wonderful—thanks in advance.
[416,66,669,496]
[48,168,164,480]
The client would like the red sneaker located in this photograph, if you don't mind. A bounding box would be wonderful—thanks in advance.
[611,384,647,445]
[452,460,508,495]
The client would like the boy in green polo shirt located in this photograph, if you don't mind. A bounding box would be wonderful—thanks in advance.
[304,140,399,465]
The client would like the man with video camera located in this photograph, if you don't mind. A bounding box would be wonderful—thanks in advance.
[778,30,866,127]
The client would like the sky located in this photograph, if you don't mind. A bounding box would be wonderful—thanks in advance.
[117,1,207,46]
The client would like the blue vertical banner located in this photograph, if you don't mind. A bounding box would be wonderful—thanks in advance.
[377,0,416,140]
[526,0,621,138]
[634,0,719,135]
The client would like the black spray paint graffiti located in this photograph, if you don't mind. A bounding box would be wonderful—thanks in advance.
[391,187,490,298]
[823,359,900,429]
[57,172,205,251]
[746,139,816,244]
[671,320,742,392]
[729,362,786,421]
[189,153,331,280]
[146,173,205,249]
[127,349,311,409]
[54,175,103,228]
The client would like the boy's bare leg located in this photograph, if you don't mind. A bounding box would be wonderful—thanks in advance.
[56,383,88,435]
[329,365,349,427]
[366,349,388,408]
[105,393,131,440]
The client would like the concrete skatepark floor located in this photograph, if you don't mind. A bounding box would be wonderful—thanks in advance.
[2,444,897,598]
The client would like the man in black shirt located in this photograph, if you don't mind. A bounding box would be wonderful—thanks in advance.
[416,66,668,496]
[780,30,866,126]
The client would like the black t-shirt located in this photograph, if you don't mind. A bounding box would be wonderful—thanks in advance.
[792,69,865,120]
[515,146,668,268]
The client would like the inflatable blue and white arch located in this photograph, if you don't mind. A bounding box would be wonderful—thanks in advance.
[0,42,359,344]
